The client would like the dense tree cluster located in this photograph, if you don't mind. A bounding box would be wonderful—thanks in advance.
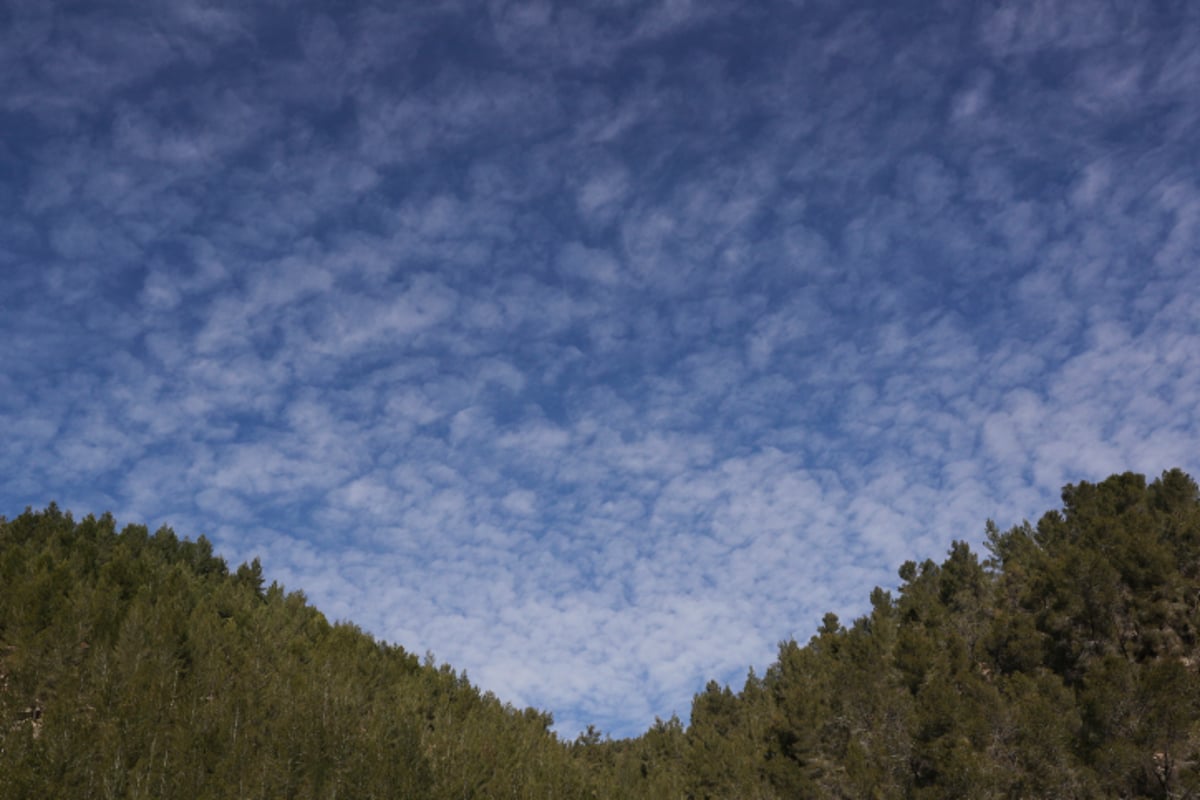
[3,469,1199,797]
[0,506,583,798]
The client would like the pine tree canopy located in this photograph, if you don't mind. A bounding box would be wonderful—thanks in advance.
[3,469,1199,798]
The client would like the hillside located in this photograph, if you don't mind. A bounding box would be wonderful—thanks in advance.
[3,469,1199,798]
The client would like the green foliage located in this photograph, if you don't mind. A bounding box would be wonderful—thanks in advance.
[0,506,586,799]
[634,468,1200,798]
[5,468,1200,798]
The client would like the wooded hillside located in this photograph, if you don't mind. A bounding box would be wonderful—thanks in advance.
[3,469,1198,798]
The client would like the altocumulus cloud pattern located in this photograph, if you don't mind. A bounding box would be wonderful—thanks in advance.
[2,0,1199,738]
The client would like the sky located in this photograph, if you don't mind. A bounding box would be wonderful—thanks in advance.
[2,0,1199,739]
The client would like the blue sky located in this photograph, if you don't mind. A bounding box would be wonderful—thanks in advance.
[2,0,1199,738]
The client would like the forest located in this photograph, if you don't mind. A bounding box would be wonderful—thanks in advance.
[2,469,1199,798]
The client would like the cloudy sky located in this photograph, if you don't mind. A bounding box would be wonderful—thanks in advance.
[2,0,1199,737]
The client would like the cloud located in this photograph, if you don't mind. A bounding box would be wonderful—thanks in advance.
[2,0,1199,739]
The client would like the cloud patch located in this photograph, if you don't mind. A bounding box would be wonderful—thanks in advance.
[2,0,1198,738]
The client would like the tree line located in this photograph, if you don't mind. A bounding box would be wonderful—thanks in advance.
[2,469,1198,797]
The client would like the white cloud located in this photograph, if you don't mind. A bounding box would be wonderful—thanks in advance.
[3,0,1199,740]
